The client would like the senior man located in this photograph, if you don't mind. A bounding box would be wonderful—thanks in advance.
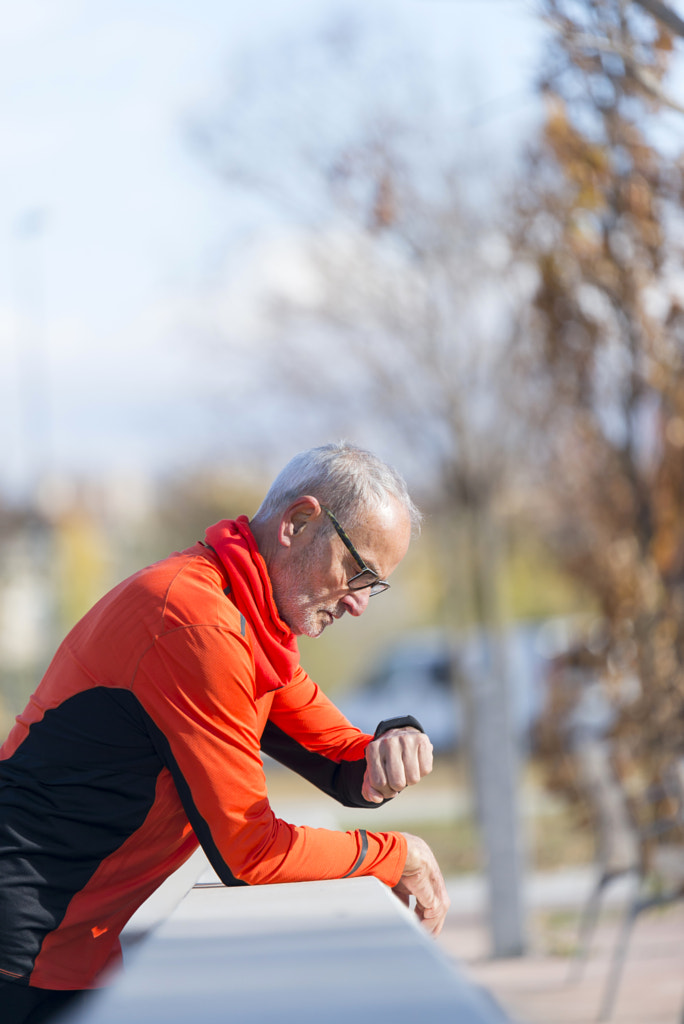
[0,442,449,1024]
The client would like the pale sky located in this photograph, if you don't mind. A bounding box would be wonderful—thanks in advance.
[0,0,548,499]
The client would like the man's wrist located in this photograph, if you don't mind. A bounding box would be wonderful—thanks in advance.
[373,715,424,739]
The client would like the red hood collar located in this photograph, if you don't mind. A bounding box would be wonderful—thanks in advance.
[204,517,300,695]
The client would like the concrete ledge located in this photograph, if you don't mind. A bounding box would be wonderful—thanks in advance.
[66,876,511,1024]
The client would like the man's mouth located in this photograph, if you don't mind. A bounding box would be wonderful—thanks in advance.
[321,606,346,629]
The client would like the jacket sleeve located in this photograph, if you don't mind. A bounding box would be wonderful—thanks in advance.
[262,667,385,808]
[132,625,406,889]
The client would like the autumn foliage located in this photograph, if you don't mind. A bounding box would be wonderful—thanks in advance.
[515,0,684,779]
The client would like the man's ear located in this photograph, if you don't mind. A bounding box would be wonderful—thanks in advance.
[277,496,322,548]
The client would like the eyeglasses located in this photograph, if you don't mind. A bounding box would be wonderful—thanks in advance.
[321,506,390,596]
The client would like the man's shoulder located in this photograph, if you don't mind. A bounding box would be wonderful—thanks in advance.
[136,543,240,635]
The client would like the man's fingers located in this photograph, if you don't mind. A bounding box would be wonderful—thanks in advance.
[364,728,433,799]
[379,743,408,791]
[364,741,401,797]
[361,772,396,803]
[392,833,450,937]
[417,738,433,777]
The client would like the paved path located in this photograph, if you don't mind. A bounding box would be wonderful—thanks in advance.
[437,872,684,1024]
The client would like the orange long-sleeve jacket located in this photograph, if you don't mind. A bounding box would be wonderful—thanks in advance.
[0,518,407,991]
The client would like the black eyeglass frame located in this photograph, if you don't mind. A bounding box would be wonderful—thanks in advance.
[321,506,390,596]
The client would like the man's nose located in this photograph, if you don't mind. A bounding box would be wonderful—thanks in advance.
[341,588,371,617]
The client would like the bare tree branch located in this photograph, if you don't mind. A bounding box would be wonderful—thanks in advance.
[625,61,684,112]
[554,28,684,114]
[632,0,684,38]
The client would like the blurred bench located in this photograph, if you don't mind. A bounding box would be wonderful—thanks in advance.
[569,743,684,1019]
[64,872,512,1024]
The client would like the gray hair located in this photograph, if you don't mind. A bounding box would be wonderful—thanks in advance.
[252,442,422,534]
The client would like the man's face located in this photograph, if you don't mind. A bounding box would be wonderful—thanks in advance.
[270,499,411,638]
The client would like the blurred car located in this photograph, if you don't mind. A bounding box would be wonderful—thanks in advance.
[337,621,563,752]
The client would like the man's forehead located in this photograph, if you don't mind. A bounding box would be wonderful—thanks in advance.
[355,502,411,566]
[364,499,411,533]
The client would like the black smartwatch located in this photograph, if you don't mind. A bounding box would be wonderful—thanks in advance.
[373,715,424,739]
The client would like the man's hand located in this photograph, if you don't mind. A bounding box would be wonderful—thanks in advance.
[362,727,433,804]
[393,833,450,936]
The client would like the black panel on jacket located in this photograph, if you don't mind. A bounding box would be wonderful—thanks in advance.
[142,714,247,888]
[0,688,163,981]
[260,720,380,809]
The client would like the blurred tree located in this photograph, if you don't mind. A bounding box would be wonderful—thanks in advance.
[193,12,538,955]
[53,509,110,635]
[192,11,531,628]
[0,503,55,722]
[511,0,684,778]
[633,0,684,42]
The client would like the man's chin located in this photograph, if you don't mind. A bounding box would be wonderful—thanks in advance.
[302,611,334,639]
